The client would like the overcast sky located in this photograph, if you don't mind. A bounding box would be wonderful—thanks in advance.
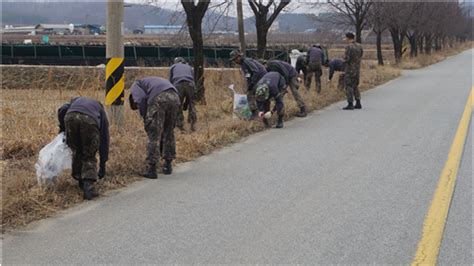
[135,0,322,17]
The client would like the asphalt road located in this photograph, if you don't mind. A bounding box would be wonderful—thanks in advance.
[3,50,472,264]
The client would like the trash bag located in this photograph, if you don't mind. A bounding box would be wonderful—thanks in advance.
[35,132,72,185]
[228,84,252,120]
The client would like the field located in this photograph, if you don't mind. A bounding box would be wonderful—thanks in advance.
[1,41,470,231]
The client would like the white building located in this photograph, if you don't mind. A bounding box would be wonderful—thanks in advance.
[144,25,182,35]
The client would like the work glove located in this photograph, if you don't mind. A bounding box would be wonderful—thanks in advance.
[98,161,106,179]
[259,111,273,121]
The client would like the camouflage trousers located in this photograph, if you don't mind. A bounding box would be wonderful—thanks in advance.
[64,112,99,181]
[301,67,308,82]
[344,72,361,102]
[305,63,322,93]
[175,81,197,131]
[288,76,305,108]
[338,73,345,90]
[145,90,180,166]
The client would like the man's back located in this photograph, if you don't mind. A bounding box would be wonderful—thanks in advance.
[169,63,194,86]
[307,47,323,66]
[266,60,297,82]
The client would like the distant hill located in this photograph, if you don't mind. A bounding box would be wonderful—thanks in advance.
[1,2,184,30]
[244,13,322,33]
[1,2,327,33]
[0,2,236,32]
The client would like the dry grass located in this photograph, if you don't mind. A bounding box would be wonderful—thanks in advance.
[1,63,400,231]
[3,42,469,231]
[399,42,472,69]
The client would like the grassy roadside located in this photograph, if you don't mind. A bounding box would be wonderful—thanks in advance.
[399,42,472,69]
[1,42,469,231]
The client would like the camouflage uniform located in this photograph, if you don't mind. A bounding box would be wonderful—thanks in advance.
[64,112,100,181]
[343,41,364,102]
[256,72,287,116]
[305,47,324,93]
[295,54,308,81]
[338,74,345,90]
[169,62,197,131]
[306,64,322,93]
[266,60,305,109]
[240,57,267,113]
[175,81,197,130]
[145,90,180,167]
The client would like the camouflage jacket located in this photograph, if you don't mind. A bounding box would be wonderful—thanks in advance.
[343,42,363,75]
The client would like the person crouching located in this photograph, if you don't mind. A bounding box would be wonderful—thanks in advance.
[255,72,288,129]
[129,77,180,179]
[58,97,109,200]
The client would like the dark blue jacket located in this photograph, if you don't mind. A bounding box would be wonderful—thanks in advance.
[240,57,267,91]
[256,72,286,113]
[58,97,109,162]
[266,60,298,84]
[307,47,323,66]
[328,58,344,80]
[169,63,195,87]
[130,77,178,118]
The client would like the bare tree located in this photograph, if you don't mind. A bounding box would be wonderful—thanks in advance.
[248,0,290,58]
[380,2,418,63]
[367,2,387,65]
[403,2,427,57]
[181,0,211,103]
[327,0,372,43]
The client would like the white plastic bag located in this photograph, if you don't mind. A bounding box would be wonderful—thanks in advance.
[35,132,72,185]
[228,84,252,120]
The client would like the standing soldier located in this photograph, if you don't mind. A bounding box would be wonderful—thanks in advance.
[255,72,288,129]
[316,43,329,66]
[305,44,324,93]
[169,57,197,131]
[295,54,308,81]
[129,77,180,179]
[265,59,307,117]
[342,32,364,110]
[230,50,267,119]
[58,97,109,200]
[327,58,345,90]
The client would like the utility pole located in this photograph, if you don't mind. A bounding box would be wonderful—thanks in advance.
[236,0,246,55]
[105,0,124,126]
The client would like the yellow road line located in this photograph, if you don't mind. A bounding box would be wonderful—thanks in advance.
[412,87,473,265]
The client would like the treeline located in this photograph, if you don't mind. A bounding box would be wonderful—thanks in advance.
[324,1,472,65]
[171,1,473,101]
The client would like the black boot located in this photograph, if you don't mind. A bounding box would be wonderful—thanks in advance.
[78,179,84,190]
[141,164,157,179]
[343,101,354,110]
[162,160,173,175]
[354,99,362,109]
[276,115,284,128]
[295,106,307,117]
[82,180,99,200]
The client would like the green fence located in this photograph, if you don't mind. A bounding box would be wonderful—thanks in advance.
[1,44,288,66]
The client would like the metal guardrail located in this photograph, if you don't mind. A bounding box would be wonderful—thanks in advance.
[1,44,289,66]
